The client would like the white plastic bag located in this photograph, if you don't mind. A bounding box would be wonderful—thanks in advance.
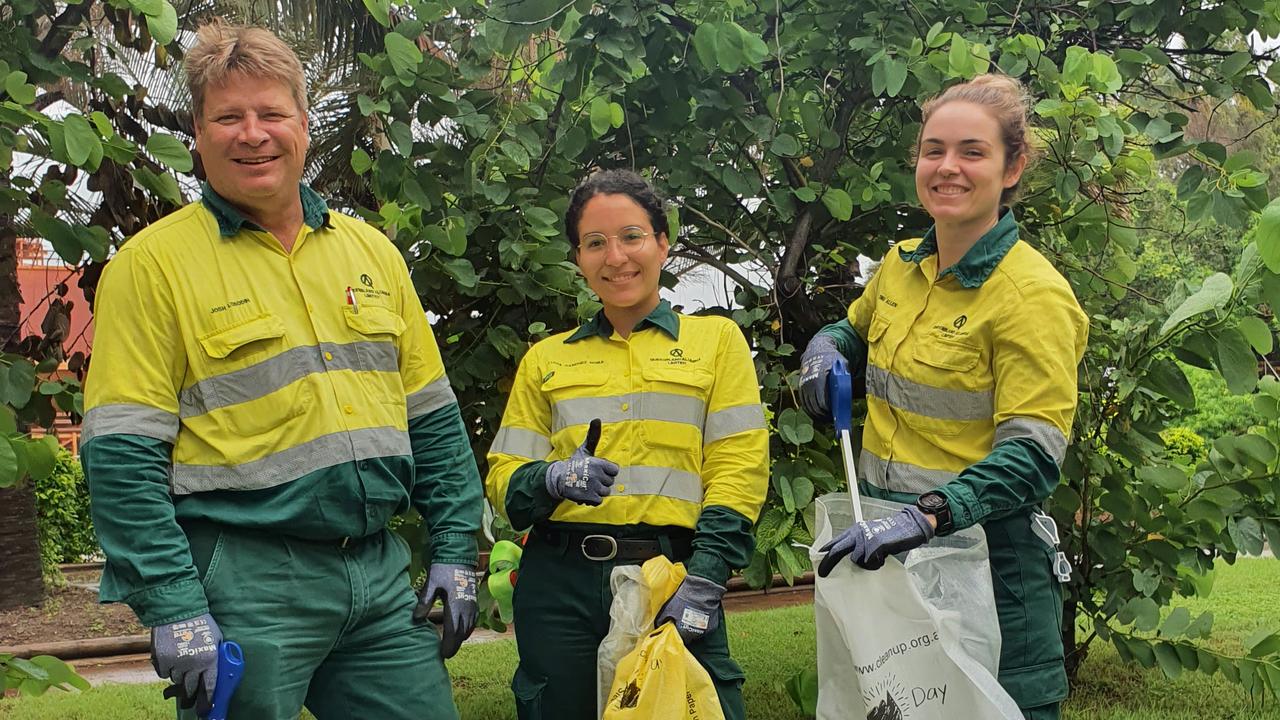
[597,564,650,717]
[811,493,1022,720]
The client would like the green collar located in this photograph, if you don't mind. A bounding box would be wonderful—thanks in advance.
[899,208,1020,288]
[565,299,680,343]
[201,182,331,238]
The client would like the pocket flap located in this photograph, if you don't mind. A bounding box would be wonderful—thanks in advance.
[640,363,713,389]
[198,314,286,359]
[867,314,890,342]
[344,306,406,337]
[914,340,980,371]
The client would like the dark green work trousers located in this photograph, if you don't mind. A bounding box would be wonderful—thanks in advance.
[510,524,746,720]
[177,521,460,720]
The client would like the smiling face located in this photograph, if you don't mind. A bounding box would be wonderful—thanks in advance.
[574,193,669,315]
[915,100,1025,230]
[194,71,309,215]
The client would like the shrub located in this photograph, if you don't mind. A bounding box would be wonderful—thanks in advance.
[34,450,98,572]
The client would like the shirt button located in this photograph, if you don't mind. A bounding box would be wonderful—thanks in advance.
[344,404,354,414]
[358,460,369,470]
[307,304,315,313]
[616,484,625,493]
[324,351,334,361]
[621,402,630,411]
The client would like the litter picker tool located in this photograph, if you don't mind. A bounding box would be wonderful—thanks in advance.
[826,357,863,523]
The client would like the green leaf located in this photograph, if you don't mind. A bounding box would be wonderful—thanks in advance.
[557,126,587,159]
[1136,465,1187,491]
[4,71,36,105]
[1159,607,1193,638]
[130,0,164,16]
[692,22,719,71]
[770,134,801,157]
[145,2,178,45]
[1245,628,1280,657]
[62,114,100,167]
[362,0,390,26]
[0,437,16,488]
[23,436,57,482]
[1238,317,1273,355]
[755,507,794,551]
[1229,516,1265,556]
[1143,357,1194,409]
[499,140,529,168]
[131,168,183,206]
[948,37,973,76]
[1153,642,1183,679]
[588,97,611,138]
[884,58,908,97]
[735,22,770,66]
[1218,51,1252,78]
[776,408,814,445]
[426,218,467,256]
[385,33,423,78]
[1216,327,1258,394]
[441,258,477,288]
[785,667,819,716]
[29,212,83,265]
[1257,199,1280,273]
[608,102,624,129]
[793,186,816,203]
[1159,273,1232,335]
[1062,46,1091,85]
[145,133,193,173]
[821,188,853,222]
[351,148,373,175]
[485,325,525,360]
[1176,165,1204,200]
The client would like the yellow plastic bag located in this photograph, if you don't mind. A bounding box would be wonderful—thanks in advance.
[601,556,726,720]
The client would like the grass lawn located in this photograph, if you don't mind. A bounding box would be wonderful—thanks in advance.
[2,559,1276,719]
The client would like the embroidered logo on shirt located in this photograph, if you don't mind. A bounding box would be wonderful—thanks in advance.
[670,348,684,358]
[360,274,375,288]
[953,315,968,329]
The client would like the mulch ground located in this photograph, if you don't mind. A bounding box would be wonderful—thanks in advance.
[0,570,144,647]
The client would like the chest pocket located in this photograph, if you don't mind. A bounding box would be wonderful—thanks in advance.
[900,339,989,437]
[343,306,406,403]
[639,364,712,451]
[543,368,610,434]
[189,313,310,431]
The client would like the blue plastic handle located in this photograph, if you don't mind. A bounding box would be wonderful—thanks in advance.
[827,357,853,433]
[204,641,244,720]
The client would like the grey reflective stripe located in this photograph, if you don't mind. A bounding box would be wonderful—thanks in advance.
[613,465,704,504]
[865,364,992,421]
[704,404,766,444]
[170,426,410,495]
[407,377,457,419]
[859,449,957,494]
[551,393,706,434]
[996,417,1068,466]
[180,341,399,418]
[81,404,179,445]
[489,426,552,460]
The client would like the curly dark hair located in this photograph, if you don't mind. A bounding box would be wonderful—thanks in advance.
[564,169,670,248]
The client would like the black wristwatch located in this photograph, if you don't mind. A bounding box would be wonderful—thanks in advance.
[915,491,954,535]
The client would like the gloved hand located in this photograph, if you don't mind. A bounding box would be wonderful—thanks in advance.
[817,506,936,576]
[414,563,479,659]
[545,418,619,506]
[799,334,847,421]
[655,575,727,644]
[151,612,222,716]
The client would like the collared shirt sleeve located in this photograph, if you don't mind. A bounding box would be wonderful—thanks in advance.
[81,246,207,626]
[396,255,481,566]
[939,278,1089,530]
[485,345,558,531]
[688,322,769,585]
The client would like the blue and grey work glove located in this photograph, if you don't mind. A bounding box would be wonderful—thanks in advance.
[817,506,936,576]
[151,612,222,716]
[545,418,619,506]
[655,575,727,644]
[414,563,479,659]
[799,334,848,421]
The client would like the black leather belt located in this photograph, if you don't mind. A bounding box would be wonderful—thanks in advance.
[534,526,693,562]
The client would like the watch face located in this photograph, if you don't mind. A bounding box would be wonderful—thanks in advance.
[919,493,945,511]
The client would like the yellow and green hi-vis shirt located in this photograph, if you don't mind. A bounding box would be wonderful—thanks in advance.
[486,301,768,584]
[81,184,481,625]
[822,209,1088,530]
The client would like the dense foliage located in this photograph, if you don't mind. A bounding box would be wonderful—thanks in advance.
[4,0,1280,700]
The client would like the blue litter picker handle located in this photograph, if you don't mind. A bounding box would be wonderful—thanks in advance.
[826,357,853,432]
[825,357,863,522]
[204,641,244,720]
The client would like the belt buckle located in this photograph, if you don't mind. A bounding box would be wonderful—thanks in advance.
[581,534,618,561]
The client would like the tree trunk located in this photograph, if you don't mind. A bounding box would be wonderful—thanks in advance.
[1062,595,1087,680]
[0,181,45,611]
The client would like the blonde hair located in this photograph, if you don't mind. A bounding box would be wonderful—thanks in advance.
[919,74,1038,205]
[185,19,307,121]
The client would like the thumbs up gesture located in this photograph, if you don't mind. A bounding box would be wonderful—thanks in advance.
[544,418,620,506]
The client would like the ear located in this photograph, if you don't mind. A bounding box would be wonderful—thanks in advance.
[656,232,670,264]
[1003,153,1028,189]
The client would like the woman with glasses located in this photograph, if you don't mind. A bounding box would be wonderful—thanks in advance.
[485,169,768,720]
[799,74,1088,720]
